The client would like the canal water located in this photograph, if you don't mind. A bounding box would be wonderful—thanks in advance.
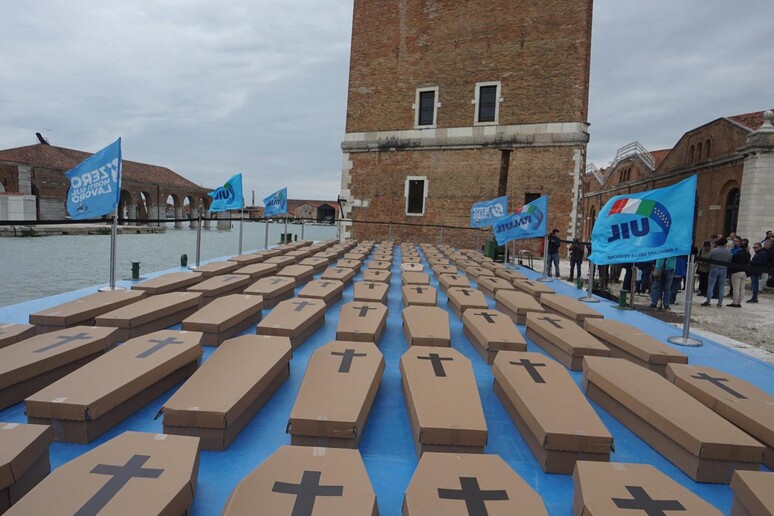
[0,221,338,307]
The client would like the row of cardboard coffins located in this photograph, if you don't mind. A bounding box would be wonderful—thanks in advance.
[419,243,774,484]
[7,424,770,515]
[0,240,389,449]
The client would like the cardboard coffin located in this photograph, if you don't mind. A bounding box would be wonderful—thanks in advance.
[512,279,556,300]
[495,290,545,325]
[232,262,279,281]
[321,267,357,285]
[525,313,610,371]
[131,271,203,295]
[667,363,774,469]
[286,249,313,261]
[493,351,612,473]
[367,260,392,270]
[336,259,362,273]
[0,326,119,411]
[494,268,528,282]
[298,257,329,273]
[401,272,430,286]
[256,298,327,348]
[431,264,457,276]
[354,282,389,304]
[314,251,339,263]
[342,252,368,262]
[277,265,316,285]
[195,260,240,277]
[730,470,774,516]
[265,255,297,268]
[181,294,264,346]
[28,290,146,332]
[336,303,388,344]
[244,276,296,308]
[94,292,202,341]
[298,280,346,307]
[228,253,266,266]
[401,263,424,273]
[446,287,488,319]
[402,255,421,264]
[437,273,470,292]
[25,330,203,444]
[462,310,527,365]
[403,452,547,516]
[187,274,251,305]
[572,461,723,516]
[161,335,292,450]
[400,347,487,456]
[0,324,37,350]
[288,341,384,448]
[476,275,515,299]
[426,257,450,266]
[540,294,604,326]
[0,423,53,512]
[222,445,377,515]
[363,269,391,284]
[582,357,764,483]
[5,431,200,516]
[585,319,687,377]
[402,306,451,347]
[254,249,283,260]
[465,267,495,282]
[402,286,437,308]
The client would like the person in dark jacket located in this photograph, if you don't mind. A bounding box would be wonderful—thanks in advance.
[728,240,751,307]
[696,241,711,296]
[748,241,767,303]
[568,238,584,282]
[702,237,732,307]
[545,229,561,278]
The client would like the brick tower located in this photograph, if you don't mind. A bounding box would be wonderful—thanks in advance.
[339,0,594,248]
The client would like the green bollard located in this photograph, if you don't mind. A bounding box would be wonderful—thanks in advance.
[576,276,584,289]
[131,262,141,280]
[180,254,188,267]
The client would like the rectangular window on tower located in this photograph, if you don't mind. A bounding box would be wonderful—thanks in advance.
[525,192,541,205]
[474,82,501,125]
[415,87,439,128]
[405,177,428,216]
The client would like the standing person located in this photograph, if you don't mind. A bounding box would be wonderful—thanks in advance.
[726,233,737,249]
[650,256,676,310]
[748,241,767,303]
[545,229,561,278]
[728,240,751,307]
[766,239,774,289]
[702,237,732,307]
[635,260,653,295]
[696,241,712,296]
[568,238,584,282]
[670,256,687,305]
[621,262,634,292]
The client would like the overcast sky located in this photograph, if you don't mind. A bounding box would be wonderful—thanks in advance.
[2,1,772,202]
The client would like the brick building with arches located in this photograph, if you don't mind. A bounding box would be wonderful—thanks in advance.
[581,109,774,247]
[0,141,211,225]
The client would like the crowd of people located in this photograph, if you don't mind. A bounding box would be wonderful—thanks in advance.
[544,229,774,310]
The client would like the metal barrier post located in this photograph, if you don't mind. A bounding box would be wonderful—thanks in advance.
[99,214,125,291]
[189,213,203,270]
[264,219,269,249]
[629,265,638,309]
[668,254,702,347]
[579,262,600,303]
[301,221,305,240]
[238,209,244,255]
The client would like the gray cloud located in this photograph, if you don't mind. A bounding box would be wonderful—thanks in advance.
[1,1,771,199]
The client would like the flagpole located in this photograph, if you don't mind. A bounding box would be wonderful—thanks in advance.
[238,209,244,254]
[99,212,125,292]
[668,253,702,346]
[264,218,269,249]
[537,235,552,282]
[284,216,288,243]
[190,213,202,270]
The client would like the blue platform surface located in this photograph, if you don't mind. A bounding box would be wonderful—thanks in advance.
[1,245,773,515]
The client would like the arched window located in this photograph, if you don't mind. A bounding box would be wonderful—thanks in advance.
[588,206,597,240]
[697,142,703,161]
[704,139,711,159]
[724,188,740,236]
[688,145,695,163]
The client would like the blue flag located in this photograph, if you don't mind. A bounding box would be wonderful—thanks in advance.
[588,175,697,265]
[65,138,122,220]
[263,187,288,217]
[470,196,508,228]
[208,173,244,212]
[492,196,548,245]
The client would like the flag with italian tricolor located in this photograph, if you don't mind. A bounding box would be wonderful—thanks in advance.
[589,175,697,265]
